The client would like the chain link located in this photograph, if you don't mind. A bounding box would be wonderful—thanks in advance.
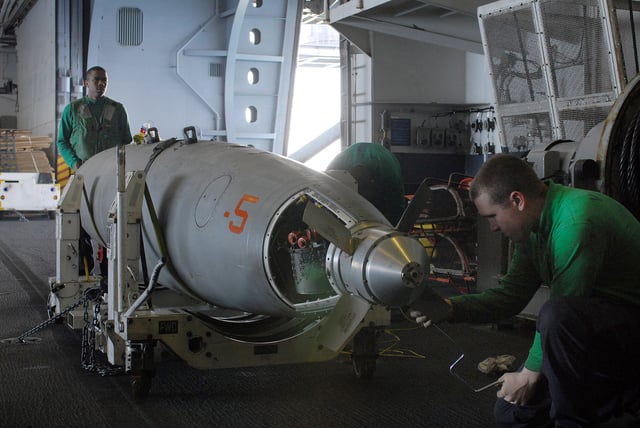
[16,287,103,343]
[80,293,98,371]
[17,286,123,376]
[80,290,124,376]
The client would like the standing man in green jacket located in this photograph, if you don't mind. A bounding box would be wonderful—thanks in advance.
[411,154,640,427]
[56,66,132,275]
[57,66,132,170]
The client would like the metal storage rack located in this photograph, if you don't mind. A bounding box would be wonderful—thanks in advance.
[0,129,18,172]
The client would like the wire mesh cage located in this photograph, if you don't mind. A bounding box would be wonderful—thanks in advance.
[479,0,639,149]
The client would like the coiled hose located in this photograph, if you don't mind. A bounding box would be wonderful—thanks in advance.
[612,108,640,219]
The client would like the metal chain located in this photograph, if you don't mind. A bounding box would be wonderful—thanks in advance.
[16,287,103,343]
[16,285,123,376]
[80,291,124,376]
[80,295,98,371]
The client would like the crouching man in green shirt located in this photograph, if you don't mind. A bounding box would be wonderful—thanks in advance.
[411,154,640,427]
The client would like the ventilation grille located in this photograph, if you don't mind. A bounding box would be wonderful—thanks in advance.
[209,63,224,77]
[117,7,143,46]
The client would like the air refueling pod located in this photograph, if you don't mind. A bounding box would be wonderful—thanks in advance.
[78,141,428,321]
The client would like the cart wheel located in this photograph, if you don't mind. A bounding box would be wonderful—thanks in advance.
[46,295,56,318]
[46,292,64,323]
[131,372,152,399]
[352,355,376,379]
[128,341,156,399]
[351,327,378,379]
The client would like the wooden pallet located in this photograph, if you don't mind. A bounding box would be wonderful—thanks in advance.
[13,151,53,173]
[13,136,53,151]
[0,129,54,173]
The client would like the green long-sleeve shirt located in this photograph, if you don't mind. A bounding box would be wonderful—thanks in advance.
[450,181,640,371]
[57,96,132,169]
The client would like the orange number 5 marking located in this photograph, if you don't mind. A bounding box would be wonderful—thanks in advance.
[225,194,259,234]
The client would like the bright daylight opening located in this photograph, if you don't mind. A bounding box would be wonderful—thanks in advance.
[287,23,341,171]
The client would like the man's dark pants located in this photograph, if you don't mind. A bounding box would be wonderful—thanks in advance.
[494,297,640,427]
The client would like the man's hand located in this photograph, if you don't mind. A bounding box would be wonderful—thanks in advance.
[409,309,436,327]
[406,287,452,328]
[496,367,541,405]
[74,159,83,169]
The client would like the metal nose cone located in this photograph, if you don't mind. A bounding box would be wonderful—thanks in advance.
[326,227,429,308]
[363,234,428,307]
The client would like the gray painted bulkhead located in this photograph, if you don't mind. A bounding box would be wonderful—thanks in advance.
[14,0,302,156]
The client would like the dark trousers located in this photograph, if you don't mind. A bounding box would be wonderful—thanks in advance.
[78,227,107,277]
[495,297,640,427]
[79,227,94,276]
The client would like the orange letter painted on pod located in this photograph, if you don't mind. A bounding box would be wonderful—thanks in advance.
[227,194,259,234]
